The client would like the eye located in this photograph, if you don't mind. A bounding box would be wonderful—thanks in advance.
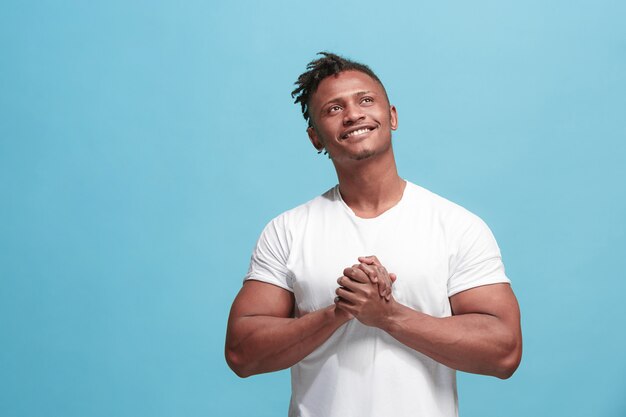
[360,96,374,105]
[328,105,342,114]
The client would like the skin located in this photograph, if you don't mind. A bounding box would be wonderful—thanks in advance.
[336,256,521,378]
[306,71,403,218]
[226,70,522,379]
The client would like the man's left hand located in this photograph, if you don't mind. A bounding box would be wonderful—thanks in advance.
[334,258,396,328]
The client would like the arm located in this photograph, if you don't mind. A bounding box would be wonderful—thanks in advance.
[384,284,522,379]
[225,280,351,378]
[336,260,522,379]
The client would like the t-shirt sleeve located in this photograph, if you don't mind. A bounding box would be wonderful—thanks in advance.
[243,215,294,292]
[447,213,510,297]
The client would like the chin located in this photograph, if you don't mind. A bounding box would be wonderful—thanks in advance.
[352,150,376,161]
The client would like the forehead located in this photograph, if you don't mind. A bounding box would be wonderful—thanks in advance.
[311,70,384,105]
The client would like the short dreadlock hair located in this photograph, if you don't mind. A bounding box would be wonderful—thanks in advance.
[291,52,388,127]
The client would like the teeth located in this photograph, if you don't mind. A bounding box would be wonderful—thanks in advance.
[345,128,371,138]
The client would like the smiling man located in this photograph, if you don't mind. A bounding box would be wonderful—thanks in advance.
[225,52,522,417]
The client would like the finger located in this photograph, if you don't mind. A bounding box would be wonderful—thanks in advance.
[337,276,354,290]
[384,272,397,300]
[359,264,388,297]
[355,263,379,283]
[336,286,359,304]
[337,276,359,291]
[377,281,388,298]
[356,265,387,300]
[383,275,393,301]
[335,299,357,315]
[376,271,392,298]
[334,295,356,306]
[343,266,370,283]
[377,266,393,298]
[358,255,381,266]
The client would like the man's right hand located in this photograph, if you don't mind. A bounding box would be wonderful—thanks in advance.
[335,256,396,301]
[334,256,398,328]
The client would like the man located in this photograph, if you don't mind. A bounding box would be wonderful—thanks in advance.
[225,52,522,417]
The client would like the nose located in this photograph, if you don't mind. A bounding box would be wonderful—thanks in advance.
[343,103,365,126]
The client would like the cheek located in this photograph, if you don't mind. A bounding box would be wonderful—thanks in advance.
[380,111,395,128]
[318,125,338,142]
[311,130,334,151]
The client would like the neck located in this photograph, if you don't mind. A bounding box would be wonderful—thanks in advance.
[334,150,405,218]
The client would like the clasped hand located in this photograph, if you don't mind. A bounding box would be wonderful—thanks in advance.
[334,255,396,328]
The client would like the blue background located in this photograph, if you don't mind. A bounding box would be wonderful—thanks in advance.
[1,1,625,416]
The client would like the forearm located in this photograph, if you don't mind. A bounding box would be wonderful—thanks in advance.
[381,302,522,379]
[226,305,349,378]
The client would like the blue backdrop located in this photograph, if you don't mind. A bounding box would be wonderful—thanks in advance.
[1,1,625,416]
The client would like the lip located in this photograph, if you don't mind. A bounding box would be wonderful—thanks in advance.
[340,124,378,140]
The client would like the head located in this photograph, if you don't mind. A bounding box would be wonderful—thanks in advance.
[291,52,389,129]
[291,52,397,162]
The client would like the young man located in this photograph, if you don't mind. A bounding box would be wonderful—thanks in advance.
[225,52,522,417]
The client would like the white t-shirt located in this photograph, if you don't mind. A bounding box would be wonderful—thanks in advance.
[244,181,510,417]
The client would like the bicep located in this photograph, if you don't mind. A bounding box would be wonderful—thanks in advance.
[225,280,296,375]
[229,280,295,320]
[450,283,520,328]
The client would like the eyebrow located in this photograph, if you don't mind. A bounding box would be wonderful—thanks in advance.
[320,90,373,109]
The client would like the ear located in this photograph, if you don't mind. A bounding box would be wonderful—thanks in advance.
[389,105,398,131]
[307,126,325,152]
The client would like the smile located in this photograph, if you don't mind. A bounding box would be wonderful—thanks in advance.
[341,126,376,139]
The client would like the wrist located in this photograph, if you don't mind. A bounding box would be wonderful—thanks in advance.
[378,299,403,333]
[329,304,352,326]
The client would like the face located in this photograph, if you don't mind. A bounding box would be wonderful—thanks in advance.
[307,70,398,163]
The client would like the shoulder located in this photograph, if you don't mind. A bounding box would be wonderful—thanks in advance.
[404,181,484,226]
[403,181,499,253]
[251,186,340,266]
[266,185,341,231]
